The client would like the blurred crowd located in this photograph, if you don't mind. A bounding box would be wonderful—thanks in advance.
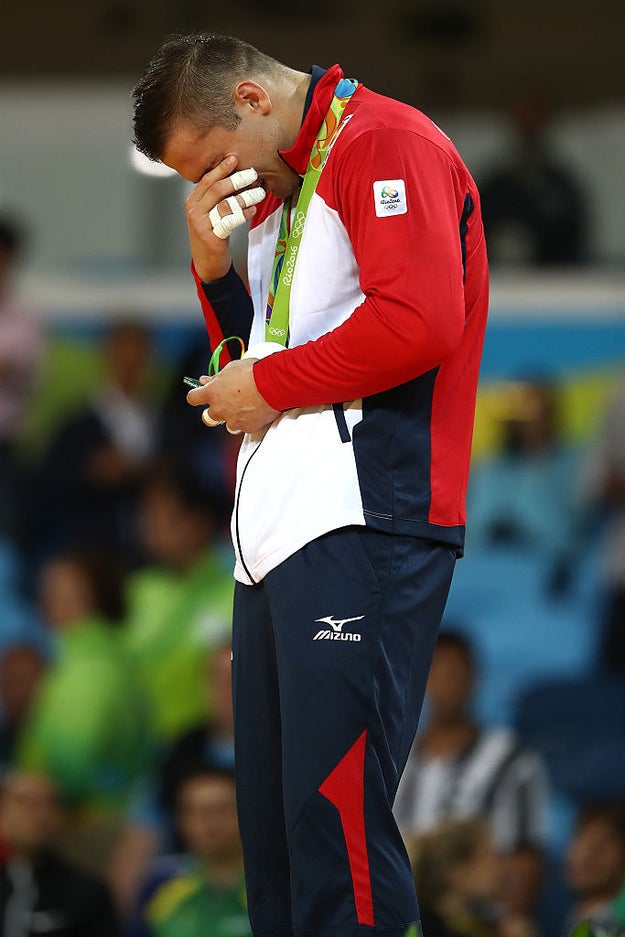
[479,93,588,268]
[1,185,625,937]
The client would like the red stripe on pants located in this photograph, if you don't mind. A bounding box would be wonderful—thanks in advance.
[318,730,375,926]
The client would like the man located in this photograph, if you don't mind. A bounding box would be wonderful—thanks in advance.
[0,644,46,772]
[18,551,148,821]
[37,321,159,564]
[129,766,250,937]
[109,640,235,914]
[124,466,234,740]
[479,93,587,267]
[0,771,119,936]
[564,805,625,935]
[132,33,488,937]
[394,631,548,918]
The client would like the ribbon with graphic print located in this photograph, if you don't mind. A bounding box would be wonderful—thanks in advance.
[265,77,359,346]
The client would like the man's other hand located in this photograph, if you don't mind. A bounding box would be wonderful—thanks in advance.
[186,358,279,435]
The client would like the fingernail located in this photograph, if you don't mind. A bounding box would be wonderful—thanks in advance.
[226,155,237,164]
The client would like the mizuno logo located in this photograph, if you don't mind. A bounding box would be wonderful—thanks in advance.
[313,615,364,642]
[315,615,364,632]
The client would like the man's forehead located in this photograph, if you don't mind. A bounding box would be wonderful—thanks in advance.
[169,121,209,148]
[162,123,217,180]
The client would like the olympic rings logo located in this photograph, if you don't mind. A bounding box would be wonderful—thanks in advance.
[291,211,306,240]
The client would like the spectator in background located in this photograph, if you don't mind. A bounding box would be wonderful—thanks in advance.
[36,321,160,564]
[480,93,587,266]
[159,338,237,520]
[156,639,235,814]
[0,770,119,936]
[16,551,149,872]
[468,379,580,595]
[408,819,538,937]
[109,640,234,916]
[0,644,46,772]
[124,466,234,742]
[0,214,43,540]
[129,766,250,937]
[0,539,50,668]
[564,805,625,935]
[583,382,625,673]
[394,631,548,919]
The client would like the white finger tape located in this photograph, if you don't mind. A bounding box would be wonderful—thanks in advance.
[238,186,266,208]
[210,186,266,240]
[228,167,257,191]
[208,205,222,227]
[212,213,245,239]
[225,195,246,224]
[202,408,224,427]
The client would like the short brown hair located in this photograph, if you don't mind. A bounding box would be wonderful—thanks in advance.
[132,33,283,161]
[407,818,488,908]
[576,804,625,849]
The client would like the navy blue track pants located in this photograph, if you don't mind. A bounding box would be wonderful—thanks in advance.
[232,526,456,937]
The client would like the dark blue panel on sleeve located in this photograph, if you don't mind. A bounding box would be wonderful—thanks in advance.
[201,264,254,348]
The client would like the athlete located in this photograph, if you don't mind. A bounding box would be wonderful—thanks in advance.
[132,33,489,937]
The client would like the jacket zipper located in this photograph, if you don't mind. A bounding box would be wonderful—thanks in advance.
[234,437,267,584]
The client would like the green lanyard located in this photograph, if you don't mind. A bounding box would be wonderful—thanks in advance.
[265,77,359,346]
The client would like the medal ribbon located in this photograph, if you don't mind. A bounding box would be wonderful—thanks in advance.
[265,77,359,345]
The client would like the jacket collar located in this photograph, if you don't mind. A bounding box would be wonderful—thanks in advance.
[278,63,344,177]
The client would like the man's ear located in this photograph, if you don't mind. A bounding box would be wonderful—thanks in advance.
[234,80,272,116]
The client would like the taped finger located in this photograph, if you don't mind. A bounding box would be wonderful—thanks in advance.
[212,212,247,240]
[225,196,246,225]
[208,205,222,228]
[202,408,225,427]
[238,186,266,209]
[209,187,266,240]
[228,167,257,191]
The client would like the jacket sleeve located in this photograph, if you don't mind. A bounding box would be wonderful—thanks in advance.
[192,262,253,365]
[253,128,468,409]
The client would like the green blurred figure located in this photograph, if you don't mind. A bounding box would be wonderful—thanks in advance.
[124,466,234,741]
[129,766,250,937]
[565,806,625,937]
[16,551,150,873]
[18,551,148,812]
